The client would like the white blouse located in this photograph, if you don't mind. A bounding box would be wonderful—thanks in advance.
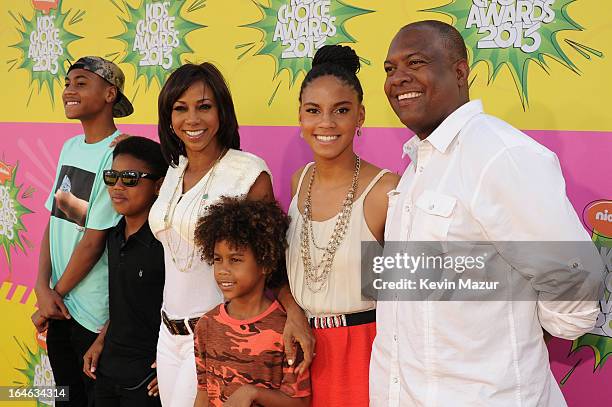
[149,149,271,318]
[286,163,388,317]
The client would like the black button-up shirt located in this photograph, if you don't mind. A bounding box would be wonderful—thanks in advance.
[98,217,164,386]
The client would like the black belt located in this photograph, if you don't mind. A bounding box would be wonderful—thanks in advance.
[161,310,199,336]
[309,309,376,329]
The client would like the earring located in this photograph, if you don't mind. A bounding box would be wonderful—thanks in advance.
[170,125,175,134]
[356,127,362,137]
[299,131,304,139]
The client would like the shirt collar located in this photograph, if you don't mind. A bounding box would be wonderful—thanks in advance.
[402,100,484,160]
[402,135,420,161]
[113,217,155,248]
[427,99,483,153]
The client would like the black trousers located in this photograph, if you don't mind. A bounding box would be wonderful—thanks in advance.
[46,318,98,407]
[95,373,162,407]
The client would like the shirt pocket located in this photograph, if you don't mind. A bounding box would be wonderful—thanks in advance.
[414,190,457,241]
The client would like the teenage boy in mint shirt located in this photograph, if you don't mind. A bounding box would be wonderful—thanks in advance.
[32,56,134,407]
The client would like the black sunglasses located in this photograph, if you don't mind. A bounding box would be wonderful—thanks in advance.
[103,170,161,187]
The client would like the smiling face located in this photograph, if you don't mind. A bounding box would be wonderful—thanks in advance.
[107,154,160,217]
[63,68,116,120]
[384,26,469,139]
[299,75,365,161]
[170,81,221,157]
[213,240,267,301]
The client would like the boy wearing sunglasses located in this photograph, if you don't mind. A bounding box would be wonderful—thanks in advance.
[83,136,167,407]
[32,56,134,406]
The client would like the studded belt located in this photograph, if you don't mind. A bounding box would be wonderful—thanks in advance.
[308,309,376,329]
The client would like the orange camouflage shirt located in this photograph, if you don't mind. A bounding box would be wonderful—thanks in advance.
[194,300,311,406]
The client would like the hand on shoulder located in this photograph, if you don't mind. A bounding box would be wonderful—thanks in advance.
[378,171,401,195]
[247,171,274,201]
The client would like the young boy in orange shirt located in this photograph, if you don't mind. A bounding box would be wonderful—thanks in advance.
[193,198,311,407]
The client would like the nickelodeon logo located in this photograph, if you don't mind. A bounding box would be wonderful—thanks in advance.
[0,162,13,183]
[584,200,612,238]
[32,0,58,14]
[597,211,612,222]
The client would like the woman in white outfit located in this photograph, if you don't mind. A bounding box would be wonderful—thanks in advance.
[149,63,312,406]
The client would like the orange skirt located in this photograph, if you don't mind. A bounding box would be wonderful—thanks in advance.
[310,321,376,407]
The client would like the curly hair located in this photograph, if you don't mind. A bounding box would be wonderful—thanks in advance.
[194,197,290,288]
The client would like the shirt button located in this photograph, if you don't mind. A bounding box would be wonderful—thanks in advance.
[393,335,398,342]
[418,166,424,173]
[120,252,125,257]
[393,377,399,384]
[428,204,435,210]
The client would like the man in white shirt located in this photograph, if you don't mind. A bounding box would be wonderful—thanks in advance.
[369,20,603,407]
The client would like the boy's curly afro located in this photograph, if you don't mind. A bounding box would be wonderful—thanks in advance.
[194,197,290,288]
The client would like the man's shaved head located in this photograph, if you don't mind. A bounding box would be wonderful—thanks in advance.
[399,20,468,63]
[384,20,471,139]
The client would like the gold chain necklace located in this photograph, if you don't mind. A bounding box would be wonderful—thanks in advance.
[300,156,360,292]
[164,149,226,272]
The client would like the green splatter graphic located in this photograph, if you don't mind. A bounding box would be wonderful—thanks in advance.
[245,0,373,86]
[13,339,55,406]
[0,163,33,267]
[8,0,83,106]
[571,234,612,372]
[427,0,603,108]
[114,0,205,89]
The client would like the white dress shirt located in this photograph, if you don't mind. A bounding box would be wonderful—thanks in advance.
[369,100,602,407]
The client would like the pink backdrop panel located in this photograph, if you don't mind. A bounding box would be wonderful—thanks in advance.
[0,123,158,294]
[1,122,611,287]
[1,122,611,404]
[549,336,612,405]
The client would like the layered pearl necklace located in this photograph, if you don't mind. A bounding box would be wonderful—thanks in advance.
[163,149,226,272]
[300,156,361,292]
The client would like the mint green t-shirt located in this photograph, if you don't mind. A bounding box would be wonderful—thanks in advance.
[44,130,121,333]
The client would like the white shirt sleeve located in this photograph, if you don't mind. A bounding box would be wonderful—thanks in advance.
[470,145,603,339]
